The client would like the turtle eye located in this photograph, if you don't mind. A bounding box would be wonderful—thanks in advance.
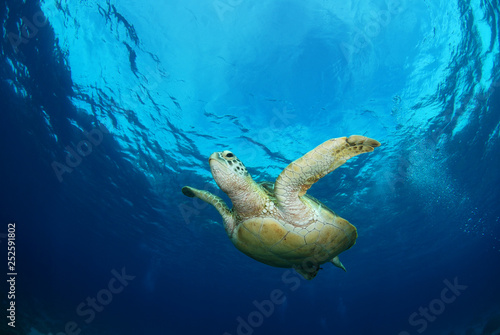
[225,152,234,158]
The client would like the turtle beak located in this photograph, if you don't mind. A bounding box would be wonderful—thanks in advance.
[208,152,224,170]
[209,152,227,176]
[209,152,219,162]
[209,152,231,191]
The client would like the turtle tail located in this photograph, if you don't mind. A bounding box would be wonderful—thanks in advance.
[331,256,347,272]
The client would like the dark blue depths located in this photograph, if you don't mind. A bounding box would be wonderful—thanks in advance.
[1,1,500,335]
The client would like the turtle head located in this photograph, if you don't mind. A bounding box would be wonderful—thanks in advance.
[209,150,252,195]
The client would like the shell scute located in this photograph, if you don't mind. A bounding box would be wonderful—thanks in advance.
[242,218,263,235]
[304,229,320,244]
[259,218,287,246]
[297,229,309,236]
[314,221,324,230]
[292,243,319,257]
[316,224,336,246]
[237,225,265,252]
[281,231,306,249]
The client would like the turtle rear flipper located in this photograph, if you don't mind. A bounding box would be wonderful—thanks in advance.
[293,263,320,280]
[274,135,380,221]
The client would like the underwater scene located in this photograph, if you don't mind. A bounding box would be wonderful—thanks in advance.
[1,0,500,334]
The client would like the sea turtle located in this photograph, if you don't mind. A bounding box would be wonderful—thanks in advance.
[182,135,380,279]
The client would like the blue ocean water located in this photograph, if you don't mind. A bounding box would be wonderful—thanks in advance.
[1,0,500,334]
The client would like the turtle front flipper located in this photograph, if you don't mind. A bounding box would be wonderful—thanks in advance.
[274,135,380,220]
[181,186,235,234]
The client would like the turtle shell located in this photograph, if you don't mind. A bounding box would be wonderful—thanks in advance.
[231,199,357,268]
